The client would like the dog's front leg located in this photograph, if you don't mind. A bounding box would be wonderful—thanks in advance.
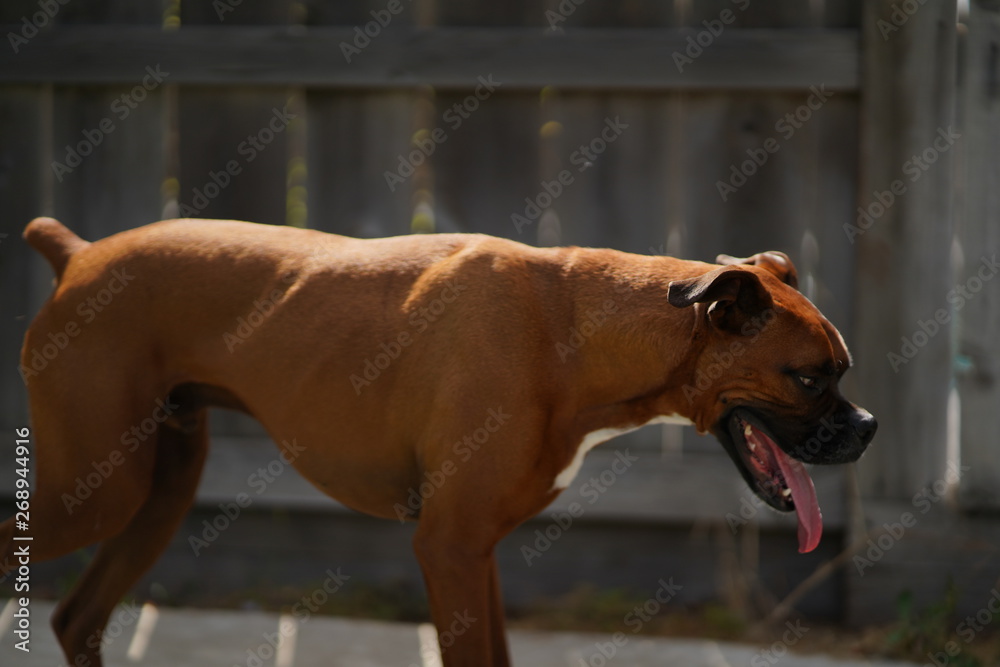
[413,532,507,666]
[413,519,509,666]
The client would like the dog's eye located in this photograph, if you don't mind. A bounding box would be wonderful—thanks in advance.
[798,375,817,388]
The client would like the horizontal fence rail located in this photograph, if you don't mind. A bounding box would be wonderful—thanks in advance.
[0,27,860,90]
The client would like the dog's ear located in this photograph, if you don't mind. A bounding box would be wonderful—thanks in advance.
[716,251,798,290]
[668,266,773,333]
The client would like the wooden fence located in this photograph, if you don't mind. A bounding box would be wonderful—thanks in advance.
[0,0,997,624]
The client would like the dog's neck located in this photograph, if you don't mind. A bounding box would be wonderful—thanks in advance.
[551,250,706,434]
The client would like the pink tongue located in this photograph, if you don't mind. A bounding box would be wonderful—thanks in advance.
[760,434,822,553]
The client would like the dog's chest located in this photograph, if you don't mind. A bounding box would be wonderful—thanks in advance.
[551,414,693,490]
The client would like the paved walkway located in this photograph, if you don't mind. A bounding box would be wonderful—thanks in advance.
[0,599,919,667]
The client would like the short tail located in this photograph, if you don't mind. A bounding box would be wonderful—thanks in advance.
[23,217,89,281]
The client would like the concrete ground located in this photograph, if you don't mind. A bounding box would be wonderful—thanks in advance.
[0,599,919,667]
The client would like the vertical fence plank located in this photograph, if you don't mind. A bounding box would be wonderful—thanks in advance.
[957,1,1000,510]
[532,91,601,246]
[0,88,43,428]
[822,0,863,28]
[427,1,544,238]
[686,0,815,27]
[1,0,167,483]
[176,2,294,436]
[0,0,55,437]
[537,92,669,253]
[672,4,862,619]
[300,0,393,25]
[563,0,675,28]
[42,0,169,394]
[853,0,956,499]
[57,0,166,24]
[177,87,294,227]
[307,91,418,236]
[802,94,860,337]
[679,2,833,265]
[47,0,166,237]
[304,1,418,236]
[682,92,811,261]
[527,2,677,251]
[846,0,958,623]
[176,1,293,228]
[676,2,855,466]
[49,86,166,236]
[431,90,541,238]
[0,5,51,431]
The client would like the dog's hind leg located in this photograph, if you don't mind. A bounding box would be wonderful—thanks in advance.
[49,401,209,667]
[487,557,512,665]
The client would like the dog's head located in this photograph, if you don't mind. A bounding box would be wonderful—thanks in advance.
[667,251,876,553]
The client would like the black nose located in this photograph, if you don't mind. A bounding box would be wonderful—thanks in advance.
[851,408,877,445]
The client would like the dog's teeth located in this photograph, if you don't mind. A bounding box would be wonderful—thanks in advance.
[744,424,753,438]
[781,488,792,499]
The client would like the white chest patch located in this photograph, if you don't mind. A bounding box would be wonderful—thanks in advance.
[551,414,694,491]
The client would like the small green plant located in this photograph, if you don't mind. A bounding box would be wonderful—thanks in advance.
[700,602,747,639]
[883,584,984,667]
[510,585,639,633]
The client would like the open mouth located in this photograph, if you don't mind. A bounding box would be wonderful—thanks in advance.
[723,409,822,554]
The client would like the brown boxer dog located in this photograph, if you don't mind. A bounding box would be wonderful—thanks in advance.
[1,218,875,666]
